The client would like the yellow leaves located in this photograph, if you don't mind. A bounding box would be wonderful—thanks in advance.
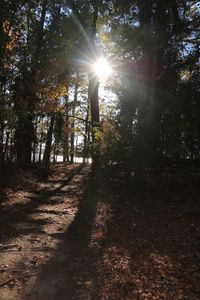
[2,19,20,52]
[6,40,16,51]
[43,84,67,100]
[37,69,70,115]
[39,83,67,112]
[101,32,111,44]
[3,20,10,35]
[180,70,191,81]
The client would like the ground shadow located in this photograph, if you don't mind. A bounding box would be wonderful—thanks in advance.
[0,164,84,245]
[93,172,200,299]
[18,167,99,300]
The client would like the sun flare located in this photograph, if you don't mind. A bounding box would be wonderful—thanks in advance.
[93,58,112,79]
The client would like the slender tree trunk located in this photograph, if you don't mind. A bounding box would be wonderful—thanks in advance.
[88,73,100,172]
[70,128,74,163]
[88,7,100,172]
[63,95,70,162]
[83,107,89,164]
[0,82,6,169]
[43,114,55,171]
[68,1,100,170]
[10,131,14,162]
[3,131,9,161]
[39,116,44,163]
[32,148,36,163]
[39,140,42,163]
[53,142,57,164]
[32,117,38,163]
[70,82,78,163]
[0,2,11,170]
[0,121,4,163]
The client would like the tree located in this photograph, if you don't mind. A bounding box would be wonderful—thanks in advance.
[101,0,200,181]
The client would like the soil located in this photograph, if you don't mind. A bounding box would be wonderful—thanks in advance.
[0,163,200,299]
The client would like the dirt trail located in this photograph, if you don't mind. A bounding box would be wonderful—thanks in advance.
[1,164,200,299]
[0,164,97,300]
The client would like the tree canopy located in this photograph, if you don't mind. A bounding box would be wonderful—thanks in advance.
[0,0,199,177]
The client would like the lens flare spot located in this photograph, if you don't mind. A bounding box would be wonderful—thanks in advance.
[93,58,112,79]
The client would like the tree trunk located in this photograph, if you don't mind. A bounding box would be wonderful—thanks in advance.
[14,0,48,166]
[88,7,99,172]
[83,107,89,164]
[3,131,9,161]
[0,81,6,169]
[70,82,78,163]
[9,131,14,162]
[15,112,34,165]
[32,117,38,163]
[53,142,57,164]
[0,121,4,166]
[68,1,100,171]
[39,140,43,163]
[39,115,44,163]
[134,1,153,183]
[63,95,70,162]
[43,114,55,171]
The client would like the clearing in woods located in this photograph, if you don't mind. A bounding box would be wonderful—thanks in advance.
[0,163,200,299]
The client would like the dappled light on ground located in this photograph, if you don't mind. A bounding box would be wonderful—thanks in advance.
[0,164,200,299]
[0,164,92,299]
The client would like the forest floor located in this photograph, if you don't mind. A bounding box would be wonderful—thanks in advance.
[0,163,200,300]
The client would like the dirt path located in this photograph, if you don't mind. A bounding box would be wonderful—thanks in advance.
[1,164,200,299]
[0,164,98,300]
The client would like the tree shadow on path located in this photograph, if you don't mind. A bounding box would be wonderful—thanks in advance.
[0,164,84,245]
[21,168,99,300]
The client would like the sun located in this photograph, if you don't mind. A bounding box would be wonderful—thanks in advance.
[93,57,112,79]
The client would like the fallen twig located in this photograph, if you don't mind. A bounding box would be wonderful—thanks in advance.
[0,273,37,288]
[0,278,14,287]
[0,244,18,250]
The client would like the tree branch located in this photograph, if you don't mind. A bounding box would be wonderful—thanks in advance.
[67,115,91,124]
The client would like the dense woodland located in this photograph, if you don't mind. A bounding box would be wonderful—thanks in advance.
[0,1,200,299]
[0,0,199,176]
